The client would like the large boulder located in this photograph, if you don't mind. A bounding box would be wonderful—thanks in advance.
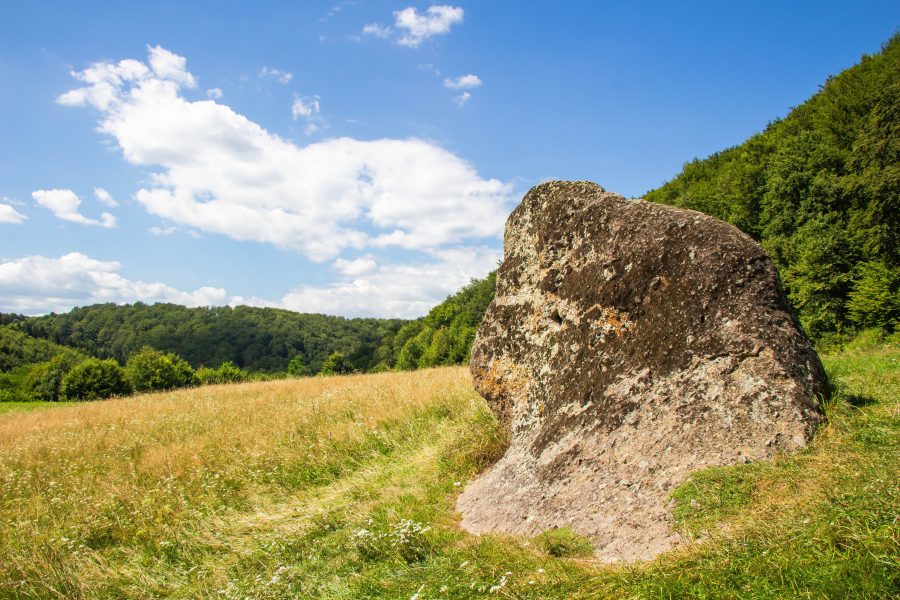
[457,181,827,562]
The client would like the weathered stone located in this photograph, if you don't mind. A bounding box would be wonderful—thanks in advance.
[456,181,827,562]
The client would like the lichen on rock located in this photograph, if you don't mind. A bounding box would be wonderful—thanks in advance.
[457,180,827,562]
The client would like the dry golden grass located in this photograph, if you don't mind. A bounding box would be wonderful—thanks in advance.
[0,367,487,598]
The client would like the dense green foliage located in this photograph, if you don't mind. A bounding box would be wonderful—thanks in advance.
[373,272,496,371]
[0,326,88,401]
[60,358,131,401]
[319,351,354,376]
[22,354,84,402]
[0,324,86,372]
[287,354,309,377]
[195,361,251,385]
[6,303,403,374]
[646,36,900,340]
[1,275,498,390]
[124,347,197,392]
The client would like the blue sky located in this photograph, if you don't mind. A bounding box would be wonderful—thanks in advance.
[1,1,897,318]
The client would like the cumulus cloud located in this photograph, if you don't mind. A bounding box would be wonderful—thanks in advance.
[362,22,392,38]
[363,5,463,46]
[0,253,225,315]
[94,187,118,207]
[453,92,472,107]
[333,255,378,277]
[207,87,223,99]
[0,248,497,319]
[0,202,27,224]
[32,189,117,227]
[291,95,327,135]
[291,96,319,119]
[443,74,482,89]
[54,45,510,317]
[394,5,464,47]
[57,46,512,262]
[149,46,196,88]
[280,246,499,318]
[259,66,293,84]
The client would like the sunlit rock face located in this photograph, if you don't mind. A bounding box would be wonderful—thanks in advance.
[457,181,827,562]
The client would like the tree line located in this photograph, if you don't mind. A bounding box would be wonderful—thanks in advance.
[0,274,495,403]
[0,323,361,403]
[6,303,403,374]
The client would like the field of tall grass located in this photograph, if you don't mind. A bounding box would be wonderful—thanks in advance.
[0,342,897,598]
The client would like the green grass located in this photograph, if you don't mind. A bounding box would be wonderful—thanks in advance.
[0,342,897,598]
[0,401,72,415]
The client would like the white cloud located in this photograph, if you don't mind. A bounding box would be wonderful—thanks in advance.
[32,189,117,228]
[207,87,223,99]
[259,66,293,84]
[291,95,319,118]
[453,92,472,107]
[58,46,512,262]
[333,255,377,277]
[280,246,499,318]
[94,187,118,207]
[362,23,392,38]
[148,225,177,236]
[0,253,225,315]
[148,46,196,88]
[443,74,482,89]
[0,203,27,224]
[394,5,463,47]
[0,247,497,319]
[291,95,326,135]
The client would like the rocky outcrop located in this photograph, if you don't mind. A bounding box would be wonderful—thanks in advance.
[457,181,827,562]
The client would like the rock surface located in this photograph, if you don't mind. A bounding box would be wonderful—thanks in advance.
[457,181,827,562]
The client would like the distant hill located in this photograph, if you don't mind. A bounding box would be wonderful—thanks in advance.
[7,304,404,374]
[0,273,500,378]
[646,35,899,339]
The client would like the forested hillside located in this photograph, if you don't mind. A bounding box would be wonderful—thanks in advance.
[0,325,87,372]
[371,272,496,371]
[0,272,498,385]
[646,35,899,340]
[7,304,403,374]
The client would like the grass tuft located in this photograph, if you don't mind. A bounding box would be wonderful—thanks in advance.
[535,528,595,558]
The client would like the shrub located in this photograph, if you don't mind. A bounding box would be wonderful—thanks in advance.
[195,367,218,385]
[319,352,353,376]
[23,354,83,402]
[195,362,249,385]
[0,387,28,402]
[60,359,131,401]
[214,361,247,383]
[287,354,309,377]
[395,328,432,371]
[125,347,196,392]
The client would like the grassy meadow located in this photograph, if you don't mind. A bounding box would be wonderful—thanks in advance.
[0,342,897,598]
